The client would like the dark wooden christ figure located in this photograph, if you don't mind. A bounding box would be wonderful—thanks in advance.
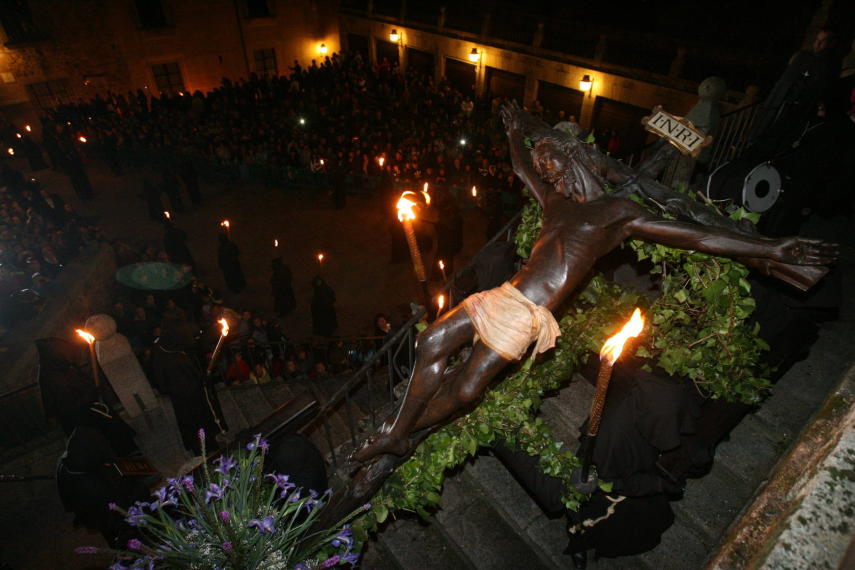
[353,103,837,464]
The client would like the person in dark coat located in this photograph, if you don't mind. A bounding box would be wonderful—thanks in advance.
[270,257,296,317]
[65,156,94,201]
[20,135,48,171]
[163,220,196,267]
[56,403,146,547]
[162,168,186,213]
[36,337,99,435]
[150,320,226,455]
[217,233,246,293]
[141,179,165,222]
[178,158,202,205]
[310,276,337,337]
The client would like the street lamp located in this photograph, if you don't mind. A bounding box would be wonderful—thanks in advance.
[580,74,593,93]
[468,48,480,63]
[389,29,399,42]
[318,43,328,55]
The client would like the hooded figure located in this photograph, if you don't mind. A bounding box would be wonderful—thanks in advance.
[270,258,296,316]
[85,314,158,418]
[57,402,147,546]
[163,220,196,267]
[310,276,337,337]
[151,320,226,455]
[36,337,99,435]
[217,233,246,293]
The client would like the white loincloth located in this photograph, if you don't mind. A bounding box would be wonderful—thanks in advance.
[462,282,561,361]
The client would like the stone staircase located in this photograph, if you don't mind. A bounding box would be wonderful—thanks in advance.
[359,311,855,569]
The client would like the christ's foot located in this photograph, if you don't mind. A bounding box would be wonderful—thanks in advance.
[351,432,412,463]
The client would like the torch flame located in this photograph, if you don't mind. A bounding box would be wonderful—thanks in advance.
[164,211,171,219]
[24,125,32,132]
[438,260,445,270]
[396,191,418,222]
[75,329,95,344]
[78,136,87,143]
[218,318,229,337]
[7,148,13,156]
[378,156,385,167]
[15,133,21,139]
[599,308,644,365]
[317,253,324,263]
[437,294,446,310]
[220,220,230,229]
[471,186,477,197]
[274,239,279,247]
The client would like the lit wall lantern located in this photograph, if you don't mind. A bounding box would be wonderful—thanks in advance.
[579,74,593,92]
[318,43,328,55]
[468,48,480,63]
[389,29,399,42]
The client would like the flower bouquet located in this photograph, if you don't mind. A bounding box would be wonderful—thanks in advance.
[76,430,366,569]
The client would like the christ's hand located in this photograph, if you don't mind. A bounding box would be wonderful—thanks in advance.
[773,236,839,265]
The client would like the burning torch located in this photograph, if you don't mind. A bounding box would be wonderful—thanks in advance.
[580,308,645,481]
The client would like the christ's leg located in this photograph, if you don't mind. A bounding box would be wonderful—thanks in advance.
[353,305,475,462]
[405,341,512,432]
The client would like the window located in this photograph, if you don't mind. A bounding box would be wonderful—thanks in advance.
[0,0,44,44]
[246,0,272,18]
[254,48,277,76]
[152,62,184,95]
[26,79,71,110]
[135,0,168,29]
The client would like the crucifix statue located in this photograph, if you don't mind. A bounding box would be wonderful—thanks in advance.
[316,103,837,525]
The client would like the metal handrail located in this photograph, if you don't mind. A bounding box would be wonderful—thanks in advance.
[299,307,425,468]
[708,102,761,170]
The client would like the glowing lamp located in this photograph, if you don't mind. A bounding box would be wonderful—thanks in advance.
[389,29,399,42]
[580,74,593,92]
[468,48,480,63]
[318,43,328,55]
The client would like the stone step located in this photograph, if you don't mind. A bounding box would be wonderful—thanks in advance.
[464,452,576,568]
[227,384,275,426]
[216,386,251,432]
[367,514,475,570]
[540,375,595,447]
[434,462,556,570]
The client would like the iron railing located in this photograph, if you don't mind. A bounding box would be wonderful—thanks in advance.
[298,307,424,468]
[708,102,760,170]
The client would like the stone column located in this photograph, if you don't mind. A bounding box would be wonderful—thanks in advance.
[435,49,446,84]
[532,22,544,49]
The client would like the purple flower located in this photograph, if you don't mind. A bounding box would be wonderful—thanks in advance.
[219,510,231,523]
[127,538,143,551]
[125,505,147,527]
[198,428,206,441]
[362,503,371,510]
[205,483,225,503]
[247,515,275,534]
[342,553,360,565]
[74,546,99,554]
[107,502,118,511]
[109,563,129,570]
[267,473,296,497]
[150,486,176,510]
[321,555,341,568]
[214,455,237,476]
[180,475,194,492]
[222,541,233,552]
[294,564,309,570]
[246,433,269,453]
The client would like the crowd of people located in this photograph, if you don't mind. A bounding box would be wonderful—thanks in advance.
[0,161,104,333]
